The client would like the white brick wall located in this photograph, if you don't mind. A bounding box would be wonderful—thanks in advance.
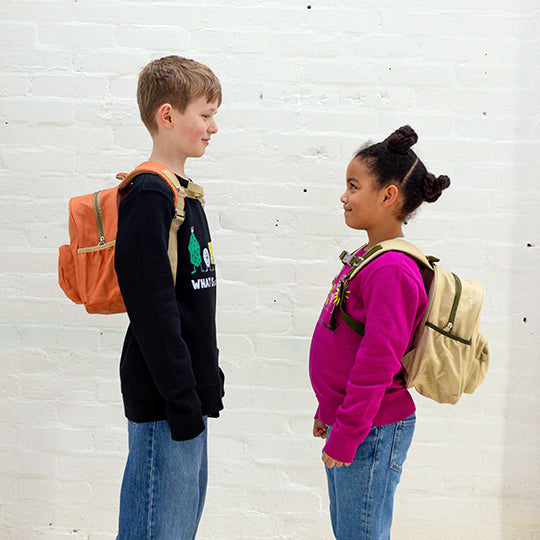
[1,1,538,538]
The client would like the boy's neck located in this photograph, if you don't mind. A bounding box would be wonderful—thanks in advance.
[149,145,188,179]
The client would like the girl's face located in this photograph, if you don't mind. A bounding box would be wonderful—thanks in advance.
[340,158,386,231]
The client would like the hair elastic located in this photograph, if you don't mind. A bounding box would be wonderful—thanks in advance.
[402,158,419,184]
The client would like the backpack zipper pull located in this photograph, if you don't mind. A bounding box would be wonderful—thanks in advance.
[93,191,106,245]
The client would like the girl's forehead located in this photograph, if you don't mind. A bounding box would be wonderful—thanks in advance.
[346,158,370,178]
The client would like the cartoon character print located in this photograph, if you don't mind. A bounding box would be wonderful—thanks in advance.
[188,227,203,274]
[188,227,215,274]
[202,248,211,272]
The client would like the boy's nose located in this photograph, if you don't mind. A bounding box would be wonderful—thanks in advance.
[208,118,218,134]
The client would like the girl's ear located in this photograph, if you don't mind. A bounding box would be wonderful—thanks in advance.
[155,103,174,130]
[382,184,399,207]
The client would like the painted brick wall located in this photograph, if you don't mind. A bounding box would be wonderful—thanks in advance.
[1,1,538,538]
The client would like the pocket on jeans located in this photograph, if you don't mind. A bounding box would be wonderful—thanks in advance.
[390,415,415,473]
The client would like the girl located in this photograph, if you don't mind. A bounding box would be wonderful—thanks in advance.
[309,126,450,539]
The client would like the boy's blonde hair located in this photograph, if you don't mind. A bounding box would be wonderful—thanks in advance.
[137,55,222,134]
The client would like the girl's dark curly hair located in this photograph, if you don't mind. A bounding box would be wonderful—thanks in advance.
[355,125,450,221]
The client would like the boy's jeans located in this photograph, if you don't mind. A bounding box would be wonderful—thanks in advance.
[325,414,415,540]
[117,417,208,540]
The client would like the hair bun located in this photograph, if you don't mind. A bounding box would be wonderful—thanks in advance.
[385,125,418,154]
[422,173,451,203]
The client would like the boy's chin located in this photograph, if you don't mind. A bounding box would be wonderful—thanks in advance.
[189,148,207,158]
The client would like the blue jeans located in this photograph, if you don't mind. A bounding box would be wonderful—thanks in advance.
[325,414,416,540]
[117,418,208,540]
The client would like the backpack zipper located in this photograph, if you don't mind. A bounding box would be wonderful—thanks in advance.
[445,273,462,331]
[93,191,106,245]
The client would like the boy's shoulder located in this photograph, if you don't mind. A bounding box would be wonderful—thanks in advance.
[119,172,177,211]
[129,172,176,197]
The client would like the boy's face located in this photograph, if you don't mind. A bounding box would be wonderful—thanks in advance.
[168,96,219,160]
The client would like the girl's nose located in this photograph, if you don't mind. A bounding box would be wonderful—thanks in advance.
[340,192,347,204]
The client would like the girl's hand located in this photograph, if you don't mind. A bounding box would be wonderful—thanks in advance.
[313,418,328,439]
[322,452,351,469]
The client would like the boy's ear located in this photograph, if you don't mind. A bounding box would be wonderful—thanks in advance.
[381,184,399,207]
[155,103,174,130]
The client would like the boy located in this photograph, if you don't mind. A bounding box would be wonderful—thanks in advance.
[114,56,225,539]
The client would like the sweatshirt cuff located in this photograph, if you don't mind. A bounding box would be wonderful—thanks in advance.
[166,390,205,441]
[324,429,359,464]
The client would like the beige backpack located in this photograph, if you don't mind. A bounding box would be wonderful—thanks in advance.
[333,239,489,404]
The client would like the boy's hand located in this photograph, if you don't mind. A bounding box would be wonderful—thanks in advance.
[322,452,351,469]
[313,418,328,439]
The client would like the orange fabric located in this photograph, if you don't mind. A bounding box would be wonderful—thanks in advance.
[58,162,179,314]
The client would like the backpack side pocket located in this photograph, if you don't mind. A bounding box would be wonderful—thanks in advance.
[58,244,82,304]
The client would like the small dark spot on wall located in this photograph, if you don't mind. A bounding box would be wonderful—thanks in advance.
[275,219,279,227]
[307,5,312,9]
[259,91,263,99]
[527,242,534,247]
[482,112,487,116]
[303,188,308,193]
[523,317,527,323]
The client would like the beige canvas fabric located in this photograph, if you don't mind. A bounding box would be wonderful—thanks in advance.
[347,239,489,404]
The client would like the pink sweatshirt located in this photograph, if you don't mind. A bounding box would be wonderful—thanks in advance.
[309,249,428,463]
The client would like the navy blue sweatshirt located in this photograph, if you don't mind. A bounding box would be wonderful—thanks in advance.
[114,173,224,441]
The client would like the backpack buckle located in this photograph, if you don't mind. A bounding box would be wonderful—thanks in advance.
[340,250,364,266]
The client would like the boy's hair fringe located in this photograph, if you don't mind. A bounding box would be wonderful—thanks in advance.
[137,55,222,134]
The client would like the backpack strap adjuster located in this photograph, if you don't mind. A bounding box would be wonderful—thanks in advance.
[339,250,364,267]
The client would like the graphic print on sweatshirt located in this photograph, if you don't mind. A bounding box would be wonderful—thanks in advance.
[189,226,216,290]
[324,275,350,310]
[320,273,351,326]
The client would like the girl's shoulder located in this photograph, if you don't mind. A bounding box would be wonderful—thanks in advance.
[357,250,423,283]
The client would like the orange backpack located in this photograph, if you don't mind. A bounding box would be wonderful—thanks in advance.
[58,161,204,314]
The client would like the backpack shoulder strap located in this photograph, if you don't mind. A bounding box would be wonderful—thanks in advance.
[115,160,207,226]
[116,161,178,205]
[116,160,206,201]
[346,238,437,281]
[334,239,439,336]
[115,161,206,285]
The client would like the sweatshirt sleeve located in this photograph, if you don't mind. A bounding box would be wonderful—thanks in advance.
[323,263,424,463]
[114,175,204,440]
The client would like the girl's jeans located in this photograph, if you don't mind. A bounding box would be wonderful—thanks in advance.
[325,414,416,540]
[117,417,208,540]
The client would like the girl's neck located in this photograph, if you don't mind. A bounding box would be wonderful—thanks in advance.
[364,224,404,251]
